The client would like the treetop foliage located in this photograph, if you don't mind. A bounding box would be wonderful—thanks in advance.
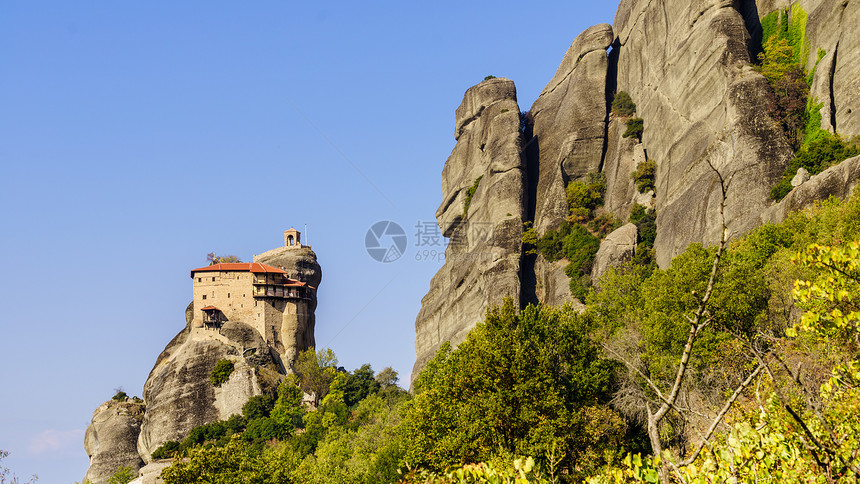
[611,91,637,117]
[403,300,632,480]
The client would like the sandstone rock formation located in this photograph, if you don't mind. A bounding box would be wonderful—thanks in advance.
[83,400,145,484]
[613,0,795,266]
[85,240,322,477]
[762,154,860,224]
[603,119,647,221]
[254,246,322,367]
[592,223,638,282]
[129,461,171,484]
[529,23,614,234]
[137,319,277,463]
[412,77,526,380]
[413,0,860,378]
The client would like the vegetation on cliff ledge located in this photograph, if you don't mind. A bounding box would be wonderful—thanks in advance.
[759,6,860,202]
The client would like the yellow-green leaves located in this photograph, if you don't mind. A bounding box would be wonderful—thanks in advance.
[791,241,860,340]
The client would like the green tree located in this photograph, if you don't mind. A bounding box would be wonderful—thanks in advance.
[631,160,656,193]
[566,173,605,222]
[343,364,381,407]
[107,466,135,484]
[623,118,644,140]
[270,377,305,431]
[160,435,301,484]
[295,347,338,406]
[612,91,637,117]
[296,393,407,484]
[402,300,627,479]
[242,394,274,420]
[207,253,242,264]
[588,239,860,483]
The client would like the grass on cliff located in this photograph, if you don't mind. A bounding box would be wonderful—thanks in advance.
[462,175,483,218]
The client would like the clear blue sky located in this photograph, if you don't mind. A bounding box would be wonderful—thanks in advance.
[0,2,619,481]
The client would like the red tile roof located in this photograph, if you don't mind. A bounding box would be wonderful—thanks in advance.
[190,262,314,293]
[200,305,220,311]
[190,262,286,277]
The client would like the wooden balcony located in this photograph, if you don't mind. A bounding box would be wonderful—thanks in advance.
[252,284,311,300]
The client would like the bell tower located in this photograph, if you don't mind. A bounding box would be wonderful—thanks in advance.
[283,228,301,248]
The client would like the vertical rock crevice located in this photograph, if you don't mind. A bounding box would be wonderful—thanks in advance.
[830,41,840,132]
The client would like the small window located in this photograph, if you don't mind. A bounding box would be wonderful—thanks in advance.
[212,277,215,282]
[202,295,207,300]
[197,277,201,282]
[227,293,230,298]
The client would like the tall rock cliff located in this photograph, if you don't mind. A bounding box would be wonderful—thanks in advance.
[83,400,145,484]
[413,0,860,378]
[527,24,616,308]
[136,317,277,464]
[613,0,795,267]
[412,78,527,379]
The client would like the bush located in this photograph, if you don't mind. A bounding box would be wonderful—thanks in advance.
[611,91,637,117]
[243,417,290,443]
[343,363,381,407]
[623,118,644,140]
[631,160,656,193]
[634,209,657,248]
[770,132,860,200]
[483,75,496,81]
[587,212,622,238]
[151,440,181,460]
[210,359,235,387]
[566,173,606,222]
[242,394,275,420]
[521,221,539,256]
[112,390,128,402]
[463,175,483,217]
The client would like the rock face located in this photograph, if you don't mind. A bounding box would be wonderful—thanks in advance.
[129,462,171,484]
[592,223,638,282]
[762,155,860,224]
[749,0,860,137]
[254,246,322,367]
[530,23,615,234]
[603,119,647,221]
[137,320,276,463]
[83,400,145,484]
[613,0,795,267]
[412,77,526,380]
